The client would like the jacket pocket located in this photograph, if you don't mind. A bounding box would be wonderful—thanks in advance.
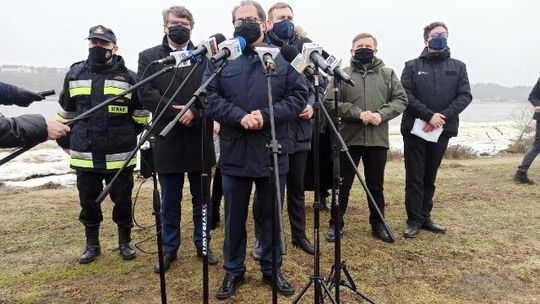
[219,130,245,168]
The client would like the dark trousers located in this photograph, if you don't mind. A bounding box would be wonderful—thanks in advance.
[518,120,540,174]
[403,134,450,227]
[329,146,388,229]
[159,172,210,255]
[287,151,309,240]
[222,174,285,277]
[77,169,134,229]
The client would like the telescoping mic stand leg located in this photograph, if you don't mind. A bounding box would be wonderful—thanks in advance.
[293,72,336,304]
[263,65,289,304]
[323,77,386,304]
[199,91,211,304]
[148,137,168,304]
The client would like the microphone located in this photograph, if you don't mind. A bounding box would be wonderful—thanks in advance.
[300,42,334,76]
[185,33,226,61]
[155,50,192,67]
[280,45,315,79]
[211,36,247,63]
[154,33,226,65]
[322,53,355,87]
[255,47,280,71]
[297,38,355,86]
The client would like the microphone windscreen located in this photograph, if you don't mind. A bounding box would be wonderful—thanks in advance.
[281,45,300,63]
[212,33,226,45]
[322,50,330,59]
[295,37,313,52]
[235,36,247,51]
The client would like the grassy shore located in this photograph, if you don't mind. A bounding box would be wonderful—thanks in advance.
[0,155,538,304]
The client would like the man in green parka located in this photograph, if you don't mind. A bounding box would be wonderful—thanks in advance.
[324,32,408,243]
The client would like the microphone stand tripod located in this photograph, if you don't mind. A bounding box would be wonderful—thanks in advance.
[293,71,336,304]
[159,58,227,304]
[94,58,205,304]
[324,77,395,303]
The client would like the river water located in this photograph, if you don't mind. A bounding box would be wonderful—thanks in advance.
[0,100,533,186]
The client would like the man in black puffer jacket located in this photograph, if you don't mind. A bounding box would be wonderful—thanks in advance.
[400,21,472,238]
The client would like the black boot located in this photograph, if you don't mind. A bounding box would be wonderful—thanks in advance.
[79,226,100,264]
[118,227,136,260]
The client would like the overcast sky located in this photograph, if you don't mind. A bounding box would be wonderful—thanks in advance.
[1,0,538,87]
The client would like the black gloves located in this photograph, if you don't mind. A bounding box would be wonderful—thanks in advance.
[15,87,45,107]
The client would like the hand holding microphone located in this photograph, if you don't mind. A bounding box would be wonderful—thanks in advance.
[14,88,55,107]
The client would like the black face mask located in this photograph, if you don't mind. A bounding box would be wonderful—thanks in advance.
[168,25,191,45]
[88,46,113,65]
[353,48,374,65]
[234,22,262,45]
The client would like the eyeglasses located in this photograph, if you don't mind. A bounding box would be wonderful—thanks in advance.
[429,32,448,39]
[167,20,191,28]
[234,17,262,27]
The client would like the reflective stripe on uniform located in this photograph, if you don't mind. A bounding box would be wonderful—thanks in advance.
[69,80,92,97]
[104,80,132,100]
[106,152,137,169]
[132,109,151,125]
[70,151,94,168]
[108,105,129,114]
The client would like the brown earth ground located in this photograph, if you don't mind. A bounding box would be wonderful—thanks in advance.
[0,155,539,304]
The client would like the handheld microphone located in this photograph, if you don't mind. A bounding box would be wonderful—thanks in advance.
[211,36,247,63]
[36,89,56,97]
[255,47,280,71]
[280,45,315,79]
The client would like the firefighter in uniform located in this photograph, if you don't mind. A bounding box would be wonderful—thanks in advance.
[56,25,150,264]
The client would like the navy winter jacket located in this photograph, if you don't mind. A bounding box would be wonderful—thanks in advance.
[205,46,308,177]
[400,48,472,137]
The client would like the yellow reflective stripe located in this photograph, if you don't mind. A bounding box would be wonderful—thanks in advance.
[106,157,137,169]
[103,87,132,100]
[55,109,76,121]
[69,87,91,97]
[108,105,129,114]
[70,158,94,168]
[133,115,150,124]
[55,113,73,122]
